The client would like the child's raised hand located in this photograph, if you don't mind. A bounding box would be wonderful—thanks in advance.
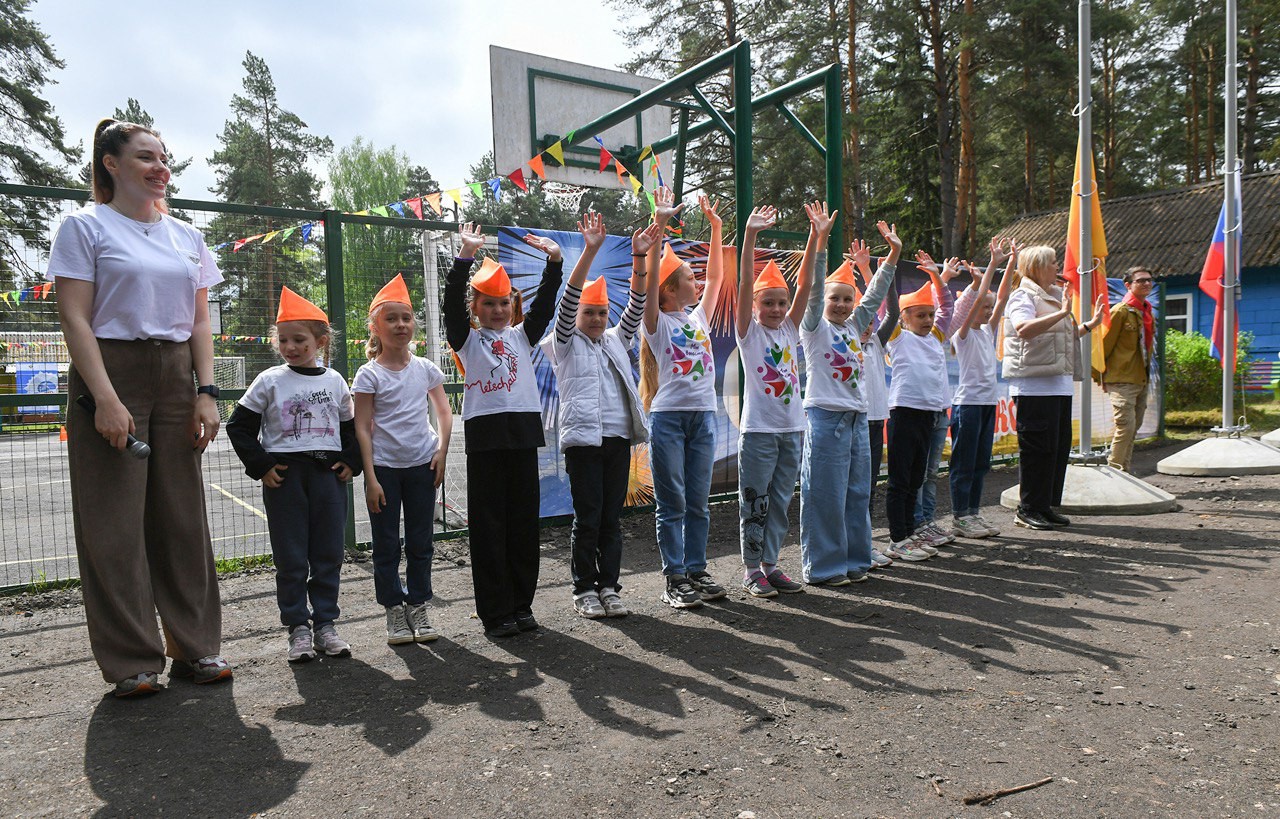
[262,463,288,489]
[914,249,938,274]
[989,236,1012,264]
[745,205,777,233]
[578,211,606,250]
[849,238,872,273]
[804,201,838,236]
[523,231,563,262]
[876,221,902,255]
[653,186,684,225]
[699,194,722,230]
[940,256,962,283]
[632,222,662,255]
[458,222,485,258]
[332,461,354,483]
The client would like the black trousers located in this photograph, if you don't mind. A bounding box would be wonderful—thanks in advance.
[868,419,885,515]
[466,448,540,627]
[1013,395,1073,513]
[564,437,632,595]
[885,407,934,542]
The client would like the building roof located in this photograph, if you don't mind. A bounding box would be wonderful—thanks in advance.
[999,170,1280,278]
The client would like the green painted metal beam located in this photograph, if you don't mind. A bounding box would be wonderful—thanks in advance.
[689,85,735,142]
[823,62,844,266]
[775,103,826,157]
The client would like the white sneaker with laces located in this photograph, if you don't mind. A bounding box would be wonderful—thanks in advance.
[405,602,439,642]
[870,549,893,568]
[599,588,629,617]
[911,533,940,556]
[386,605,414,645]
[573,591,606,619]
[952,516,990,539]
[887,538,931,562]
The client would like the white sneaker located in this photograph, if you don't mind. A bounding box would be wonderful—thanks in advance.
[405,602,439,642]
[599,588,629,617]
[573,591,606,619]
[870,549,893,569]
[887,538,931,562]
[910,533,940,556]
[917,521,955,546]
[287,625,317,663]
[952,516,991,539]
[386,605,414,645]
[975,513,1002,537]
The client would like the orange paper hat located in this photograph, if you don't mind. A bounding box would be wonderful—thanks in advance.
[276,286,328,324]
[370,273,412,314]
[470,256,511,297]
[580,276,609,306]
[825,259,860,289]
[752,259,788,294]
[899,281,937,311]
[659,243,685,284]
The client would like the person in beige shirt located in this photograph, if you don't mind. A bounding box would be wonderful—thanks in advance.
[1096,267,1156,472]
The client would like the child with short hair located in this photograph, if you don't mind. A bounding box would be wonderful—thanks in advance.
[444,222,564,638]
[227,287,362,662]
[353,274,453,645]
[541,214,657,619]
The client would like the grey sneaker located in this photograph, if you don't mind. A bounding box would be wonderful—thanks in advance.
[975,513,1002,536]
[599,588,629,617]
[687,570,727,601]
[573,591,607,619]
[915,521,954,547]
[765,568,805,593]
[170,655,233,684]
[661,574,703,609]
[952,516,991,539]
[287,625,317,663]
[312,624,351,657]
[870,549,893,569]
[114,671,163,699]
[887,538,931,562]
[743,570,778,598]
[405,602,439,642]
[386,605,414,645]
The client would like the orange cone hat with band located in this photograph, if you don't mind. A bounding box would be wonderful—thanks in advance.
[752,259,788,294]
[471,256,511,297]
[825,259,861,289]
[277,286,328,324]
[899,280,937,311]
[370,273,412,314]
[581,276,609,306]
[659,243,685,284]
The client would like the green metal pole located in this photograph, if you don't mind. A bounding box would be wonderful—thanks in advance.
[733,40,753,244]
[674,109,688,202]
[322,209,357,551]
[824,63,844,271]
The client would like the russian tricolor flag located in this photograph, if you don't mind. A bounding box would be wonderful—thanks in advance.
[1197,195,1242,367]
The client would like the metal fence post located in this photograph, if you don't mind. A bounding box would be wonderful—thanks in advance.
[322,209,357,551]
[824,63,844,268]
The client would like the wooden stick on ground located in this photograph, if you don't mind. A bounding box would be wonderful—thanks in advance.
[963,776,1054,806]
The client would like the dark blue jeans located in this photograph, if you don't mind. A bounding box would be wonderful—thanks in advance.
[262,456,347,629]
[565,437,631,595]
[369,463,436,607]
[948,404,996,518]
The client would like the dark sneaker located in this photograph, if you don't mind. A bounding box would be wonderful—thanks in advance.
[170,655,233,684]
[846,571,869,583]
[743,570,778,598]
[765,568,805,593]
[687,571,727,601]
[1014,508,1054,530]
[661,574,704,609]
[114,672,163,699]
[1044,509,1072,527]
[515,611,539,632]
[484,619,520,638]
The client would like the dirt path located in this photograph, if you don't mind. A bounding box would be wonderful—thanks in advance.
[2,439,1278,818]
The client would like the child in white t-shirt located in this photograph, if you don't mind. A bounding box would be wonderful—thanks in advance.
[227,287,361,664]
[352,274,453,646]
[734,202,826,598]
[640,188,726,610]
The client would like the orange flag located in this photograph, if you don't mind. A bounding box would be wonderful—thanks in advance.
[528,154,546,179]
[425,192,443,216]
[1063,135,1111,372]
[614,158,627,185]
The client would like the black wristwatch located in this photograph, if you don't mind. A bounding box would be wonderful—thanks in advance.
[197,384,220,399]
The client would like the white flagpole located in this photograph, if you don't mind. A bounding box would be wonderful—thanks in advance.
[1221,0,1239,430]
[1077,0,1094,455]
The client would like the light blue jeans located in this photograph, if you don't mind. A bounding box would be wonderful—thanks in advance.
[800,408,872,583]
[914,410,949,525]
[649,410,715,577]
[738,431,803,567]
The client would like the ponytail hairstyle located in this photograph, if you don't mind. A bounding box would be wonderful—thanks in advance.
[91,118,170,215]
[637,273,683,411]
[365,304,385,360]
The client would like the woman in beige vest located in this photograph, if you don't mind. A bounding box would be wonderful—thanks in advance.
[1001,247,1104,530]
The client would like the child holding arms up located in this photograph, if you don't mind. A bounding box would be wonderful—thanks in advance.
[799,220,902,584]
[855,253,898,568]
[353,274,453,645]
[640,188,726,609]
[541,215,659,619]
[734,202,825,597]
[444,223,563,638]
[227,287,362,662]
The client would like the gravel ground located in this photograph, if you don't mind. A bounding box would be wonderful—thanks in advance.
[1,438,1278,818]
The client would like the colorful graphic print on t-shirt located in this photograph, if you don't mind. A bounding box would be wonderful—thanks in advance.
[823,330,863,390]
[281,388,342,441]
[467,335,520,395]
[665,322,714,381]
[755,340,799,404]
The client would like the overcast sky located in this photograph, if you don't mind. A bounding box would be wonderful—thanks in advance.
[32,0,639,202]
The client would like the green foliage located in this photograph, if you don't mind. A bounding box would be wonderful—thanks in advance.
[1163,329,1254,411]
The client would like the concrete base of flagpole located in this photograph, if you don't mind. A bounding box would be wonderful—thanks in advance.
[1260,428,1280,450]
[1155,436,1280,476]
[1000,464,1177,515]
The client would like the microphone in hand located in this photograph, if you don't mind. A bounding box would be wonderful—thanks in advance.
[75,395,151,460]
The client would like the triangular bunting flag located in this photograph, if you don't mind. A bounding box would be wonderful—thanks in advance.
[406,198,423,219]
[593,135,605,147]
[390,202,406,217]
[599,146,612,172]
[262,230,280,244]
[656,164,665,188]
[425,193,442,216]
[371,205,390,218]
[488,178,502,201]
[280,227,297,241]
[1,292,11,306]
[468,182,484,200]
[546,141,564,166]
[638,145,653,161]
[446,189,463,206]
[233,239,248,252]
[354,210,370,217]
[645,190,656,213]
[509,168,528,191]
[528,154,546,179]
[630,173,643,195]
[300,224,312,243]
[564,129,576,146]
[614,158,627,184]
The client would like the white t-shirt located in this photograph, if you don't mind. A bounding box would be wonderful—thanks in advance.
[952,325,999,405]
[240,366,355,453]
[737,319,803,432]
[1005,290,1073,397]
[46,204,223,342]
[801,318,866,414]
[598,357,633,439]
[642,306,717,413]
[861,333,889,421]
[457,325,543,420]
[886,328,952,411]
[352,356,446,468]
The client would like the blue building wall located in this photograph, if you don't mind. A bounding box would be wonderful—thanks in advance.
[1165,265,1280,360]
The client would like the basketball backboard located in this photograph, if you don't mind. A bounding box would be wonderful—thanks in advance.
[490,46,671,190]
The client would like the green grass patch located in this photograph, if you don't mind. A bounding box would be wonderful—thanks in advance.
[214,553,274,574]
[1165,398,1280,430]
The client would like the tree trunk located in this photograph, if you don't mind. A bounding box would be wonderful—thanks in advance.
[955,0,977,255]
[1189,50,1201,183]
[847,0,864,238]
[1100,9,1117,198]
[1022,20,1036,212]
[1242,20,1260,172]
[264,90,277,321]
[1203,42,1216,181]
[920,0,956,254]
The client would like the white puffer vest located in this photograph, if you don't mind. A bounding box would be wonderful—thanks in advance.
[541,328,648,450]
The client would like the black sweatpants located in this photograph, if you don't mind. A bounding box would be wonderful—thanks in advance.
[564,437,632,595]
[466,448,541,628]
[868,419,885,515]
[885,407,935,543]
[1013,395,1073,513]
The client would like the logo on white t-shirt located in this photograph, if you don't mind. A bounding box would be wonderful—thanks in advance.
[468,335,520,394]
[823,331,863,388]
[665,322,713,381]
[281,389,340,441]
[754,340,799,404]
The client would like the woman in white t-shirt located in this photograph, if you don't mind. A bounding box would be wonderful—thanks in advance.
[639,188,726,610]
[49,119,229,698]
[353,274,453,646]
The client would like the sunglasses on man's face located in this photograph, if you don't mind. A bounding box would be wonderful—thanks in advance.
[1132,278,1154,285]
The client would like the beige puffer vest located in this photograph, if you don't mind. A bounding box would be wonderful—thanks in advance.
[1001,279,1082,381]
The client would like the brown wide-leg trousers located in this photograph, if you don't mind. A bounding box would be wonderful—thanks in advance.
[67,339,222,682]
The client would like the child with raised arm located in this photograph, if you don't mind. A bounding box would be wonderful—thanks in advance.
[541,215,658,619]
[733,202,824,597]
[857,254,897,568]
[640,188,726,609]
[444,222,563,638]
[948,240,1018,539]
[799,220,901,585]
